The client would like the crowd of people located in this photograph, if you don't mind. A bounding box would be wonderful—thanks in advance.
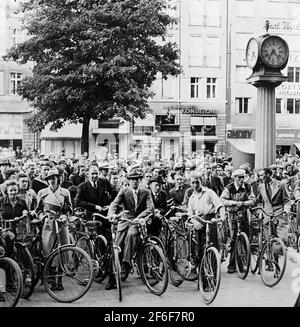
[0,146,300,292]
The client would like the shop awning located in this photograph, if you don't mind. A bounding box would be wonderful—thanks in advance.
[191,116,204,125]
[134,114,154,127]
[203,116,217,125]
[40,123,82,139]
[228,139,255,154]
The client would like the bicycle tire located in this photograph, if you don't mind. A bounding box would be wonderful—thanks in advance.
[93,235,109,283]
[14,243,35,299]
[198,246,221,305]
[297,234,300,253]
[112,245,122,302]
[139,241,169,296]
[43,245,93,303]
[0,256,23,307]
[235,232,251,279]
[25,236,43,287]
[259,237,287,287]
[250,229,262,274]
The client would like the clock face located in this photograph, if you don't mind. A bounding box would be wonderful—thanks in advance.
[260,36,289,68]
[246,38,259,69]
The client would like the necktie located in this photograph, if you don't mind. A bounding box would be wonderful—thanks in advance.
[178,188,183,200]
[265,182,272,203]
[133,190,138,208]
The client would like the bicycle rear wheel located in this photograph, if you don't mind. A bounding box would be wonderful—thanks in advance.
[185,236,200,282]
[235,232,251,279]
[14,243,35,299]
[198,246,221,305]
[43,245,93,303]
[259,237,287,287]
[0,256,23,307]
[139,241,168,296]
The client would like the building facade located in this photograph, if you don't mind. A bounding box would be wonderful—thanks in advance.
[228,0,300,166]
[0,0,36,153]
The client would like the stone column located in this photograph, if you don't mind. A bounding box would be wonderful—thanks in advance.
[255,86,276,169]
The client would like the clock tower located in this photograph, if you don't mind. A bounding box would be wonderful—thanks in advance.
[246,21,289,169]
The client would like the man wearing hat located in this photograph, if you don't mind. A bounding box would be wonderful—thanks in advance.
[148,174,167,237]
[220,169,256,273]
[98,162,110,179]
[107,168,154,289]
[222,165,234,187]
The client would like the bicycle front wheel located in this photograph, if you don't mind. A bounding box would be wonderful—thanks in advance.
[112,246,122,302]
[198,246,221,305]
[235,232,251,279]
[14,243,35,299]
[43,245,93,303]
[250,229,262,274]
[139,241,168,296]
[259,237,287,287]
[93,235,109,284]
[0,256,23,307]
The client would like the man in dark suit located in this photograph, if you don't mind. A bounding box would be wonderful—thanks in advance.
[169,173,190,205]
[107,168,154,288]
[70,164,86,186]
[202,164,224,196]
[148,174,167,237]
[75,164,112,214]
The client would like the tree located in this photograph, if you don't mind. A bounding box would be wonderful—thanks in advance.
[5,0,180,153]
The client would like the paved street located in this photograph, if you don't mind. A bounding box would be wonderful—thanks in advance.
[18,257,300,307]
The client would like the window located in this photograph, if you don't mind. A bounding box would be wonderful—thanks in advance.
[9,28,22,47]
[10,72,22,95]
[189,34,203,66]
[287,67,300,82]
[206,0,220,26]
[236,0,255,17]
[206,78,216,98]
[191,77,201,98]
[236,97,250,114]
[287,98,300,114]
[155,115,176,126]
[276,98,282,113]
[189,0,203,25]
[206,37,220,67]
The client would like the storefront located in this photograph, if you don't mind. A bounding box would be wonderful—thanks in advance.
[40,123,82,157]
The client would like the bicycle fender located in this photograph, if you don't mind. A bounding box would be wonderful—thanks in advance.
[96,234,108,248]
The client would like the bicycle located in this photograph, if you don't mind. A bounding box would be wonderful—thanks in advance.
[286,200,300,253]
[227,206,251,279]
[25,209,94,303]
[69,207,109,283]
[2,214,35,299]
[0,228,23,307]
[98,211,169,299]
[159,206,192,287]
[249,207,287,287]
[187,215,222,305]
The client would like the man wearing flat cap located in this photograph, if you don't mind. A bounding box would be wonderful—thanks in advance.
[107,168,154,289]
[221,169,256,273]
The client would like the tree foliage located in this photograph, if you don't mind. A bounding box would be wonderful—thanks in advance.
[5,0,180,152]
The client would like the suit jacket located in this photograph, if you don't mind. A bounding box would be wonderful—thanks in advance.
[75,178,112,214]
[151,190,167,215]
[169,184,190,205]
[108,187,154,232]
[202,175,224,196]
[257,178,290,215]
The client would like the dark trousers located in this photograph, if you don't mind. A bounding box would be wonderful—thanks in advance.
[147,216,162,237]
[228,211,249,269]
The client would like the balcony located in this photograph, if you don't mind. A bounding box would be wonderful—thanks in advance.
[133,126,154,134]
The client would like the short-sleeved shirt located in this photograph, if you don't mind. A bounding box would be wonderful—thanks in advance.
[188,186,224,217]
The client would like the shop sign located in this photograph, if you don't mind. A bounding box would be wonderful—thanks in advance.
[227,129,252,139]
[167,105,217,115]
[276,83,300,98]
[269,20,300,33]
[276,129,300,141]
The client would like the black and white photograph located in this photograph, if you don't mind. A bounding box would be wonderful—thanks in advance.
[0,0,300,315]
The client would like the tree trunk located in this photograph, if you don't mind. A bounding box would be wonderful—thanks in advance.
[81,117,90,154]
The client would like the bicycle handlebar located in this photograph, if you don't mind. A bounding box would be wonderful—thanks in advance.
[4,213,28,224]
[188,215,224,225]
[250,207,286,219]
